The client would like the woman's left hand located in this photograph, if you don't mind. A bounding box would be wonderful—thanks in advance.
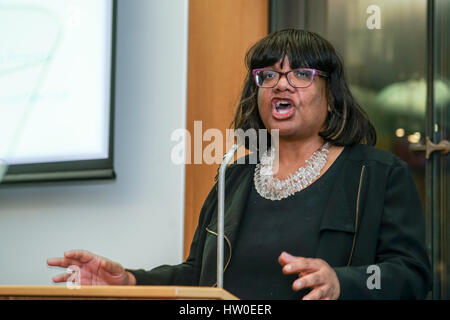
[278,251,340,300]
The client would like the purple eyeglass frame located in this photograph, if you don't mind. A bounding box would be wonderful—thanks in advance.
[252,68,329,88]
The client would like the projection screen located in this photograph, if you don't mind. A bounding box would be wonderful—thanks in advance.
[0,0,116,183]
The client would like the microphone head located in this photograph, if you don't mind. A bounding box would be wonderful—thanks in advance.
[221,144,239,165]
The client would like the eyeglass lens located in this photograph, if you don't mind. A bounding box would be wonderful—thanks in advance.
[255,69,314,88]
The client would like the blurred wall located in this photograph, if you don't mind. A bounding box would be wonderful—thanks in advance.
[184,0,269,258]
[0,0,189,284]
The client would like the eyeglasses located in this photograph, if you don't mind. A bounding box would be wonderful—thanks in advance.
[252,68,329,88]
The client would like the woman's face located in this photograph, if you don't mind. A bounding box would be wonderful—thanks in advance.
[257,56,329,142]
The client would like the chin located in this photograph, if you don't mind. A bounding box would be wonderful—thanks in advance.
[267,120,296,133]
[271,127,301,140]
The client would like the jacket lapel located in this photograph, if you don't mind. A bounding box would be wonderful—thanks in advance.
[201,163,253,286]
[315,146,369,267]
[206,163,254,243]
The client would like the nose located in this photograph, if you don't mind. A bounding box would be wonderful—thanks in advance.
[274,73,295,92]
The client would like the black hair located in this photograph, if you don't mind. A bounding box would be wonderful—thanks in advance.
[232,28,377,149]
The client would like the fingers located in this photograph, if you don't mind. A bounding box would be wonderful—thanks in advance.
[292,271,323,291]
[51,272,70,283]
[288,261,340,300]
[47,257,82,268]
[292,273,330,300]
[47,250,94,268]
[282,257,320,275]
[278,252,297,267]
[302,287,328,300]
[64,250,95,264]
[46,257,63,267]
[278,255,340,300]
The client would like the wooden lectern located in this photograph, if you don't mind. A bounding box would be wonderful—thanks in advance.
[0,285,238,300]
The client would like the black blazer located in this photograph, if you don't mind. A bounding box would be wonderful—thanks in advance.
[129,144,432,299]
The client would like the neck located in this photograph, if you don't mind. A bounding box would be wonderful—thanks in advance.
[270,136,326,179]
[274,136,325,166]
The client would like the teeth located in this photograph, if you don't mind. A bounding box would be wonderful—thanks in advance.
[276,100,291,107]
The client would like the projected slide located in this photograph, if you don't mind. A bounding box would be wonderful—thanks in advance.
[0,0,113,169]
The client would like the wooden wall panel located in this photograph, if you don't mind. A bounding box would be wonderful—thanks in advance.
[184,0,269,258]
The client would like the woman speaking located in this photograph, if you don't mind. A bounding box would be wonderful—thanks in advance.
[47,29,432,300]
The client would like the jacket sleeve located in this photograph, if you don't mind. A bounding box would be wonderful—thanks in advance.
[334,160,432,299]
[126,183,217,286]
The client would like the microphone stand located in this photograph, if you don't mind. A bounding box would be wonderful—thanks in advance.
[217,144,238,289]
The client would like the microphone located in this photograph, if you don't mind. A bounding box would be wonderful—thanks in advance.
[217,144,239,289]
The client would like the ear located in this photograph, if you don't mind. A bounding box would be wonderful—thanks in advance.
[327,104,331,112]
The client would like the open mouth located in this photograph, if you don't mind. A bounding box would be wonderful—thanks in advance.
[272,99,295,119]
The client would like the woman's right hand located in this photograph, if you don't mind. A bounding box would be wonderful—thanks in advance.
[46,250,136,286]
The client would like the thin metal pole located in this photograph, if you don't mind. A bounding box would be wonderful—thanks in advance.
[217,144,238,289]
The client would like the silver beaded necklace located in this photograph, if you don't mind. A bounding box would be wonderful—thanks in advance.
[254,142,330,201]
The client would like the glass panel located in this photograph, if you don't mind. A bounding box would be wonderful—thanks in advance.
[306,0,428,206]
[303,1,431,285]
[434,0,449,299]
[306,0,432,296]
